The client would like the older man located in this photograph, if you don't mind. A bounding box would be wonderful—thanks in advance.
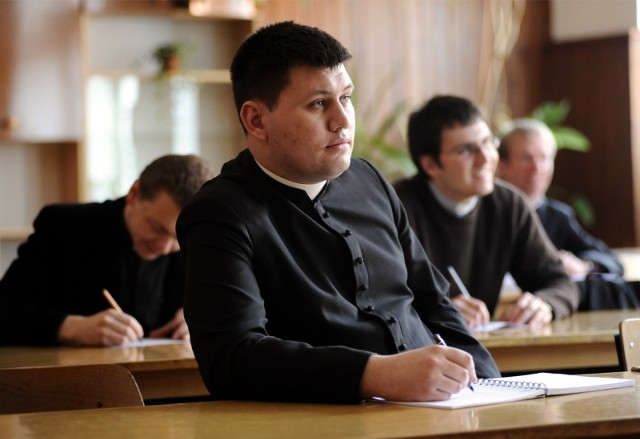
[498,118,637,310]
[498,118,623,276]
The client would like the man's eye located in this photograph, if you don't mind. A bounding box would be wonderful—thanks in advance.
[312,100,326,109]
[150,222,164,233]
[459,144,474,155]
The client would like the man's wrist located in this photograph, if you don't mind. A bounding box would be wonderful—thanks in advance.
[57,315,80,344]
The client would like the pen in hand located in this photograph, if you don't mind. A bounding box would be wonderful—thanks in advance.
[434,333,475,392]
[102,288,123,313]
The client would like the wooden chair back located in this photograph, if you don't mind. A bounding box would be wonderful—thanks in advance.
[0,364,144,414]
[619,318,640,371]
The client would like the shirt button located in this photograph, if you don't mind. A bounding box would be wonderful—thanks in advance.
[355,257,363,265]
[365,305,375,312]
[398,343,407,351]
[322,212,329,219]
[359,284,368,291]
[387,317,397,324]
[343,229,352,236]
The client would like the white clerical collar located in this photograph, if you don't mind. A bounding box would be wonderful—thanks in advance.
[256,160,327,200]
[427,180,478,218]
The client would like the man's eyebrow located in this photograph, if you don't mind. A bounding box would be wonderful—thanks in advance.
[149,218,174,236]
[308,83,354,98]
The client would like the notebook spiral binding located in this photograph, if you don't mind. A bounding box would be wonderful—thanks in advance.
[477,378,547,391]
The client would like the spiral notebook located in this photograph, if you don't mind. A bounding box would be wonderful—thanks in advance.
[373,373,634,410]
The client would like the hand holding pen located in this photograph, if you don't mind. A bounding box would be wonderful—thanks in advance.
[100,289,144,344]
[57,290,143,346]
[447,266,490,328]
[435,333,475,392]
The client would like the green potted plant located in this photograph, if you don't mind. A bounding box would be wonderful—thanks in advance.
[530,100,590,153]
[351,72,415,182]
[152,42,188,78]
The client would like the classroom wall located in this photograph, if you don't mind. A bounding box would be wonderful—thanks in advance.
[256,0,491,138]
[538,0,640,247]
[551,0,636,42]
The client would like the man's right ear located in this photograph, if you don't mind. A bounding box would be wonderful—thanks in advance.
[239,101,268,141]
[125,179,141,205]
[419,155,440,179]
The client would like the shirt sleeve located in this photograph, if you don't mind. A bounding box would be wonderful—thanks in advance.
[0,206,75,345]
[510,198,579,318]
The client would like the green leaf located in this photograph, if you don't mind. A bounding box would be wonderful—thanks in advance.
[373,101,408,140]
[551,126,591,152]
[350,69,415,181]
[569,194,596,227]
[531,100,571,126]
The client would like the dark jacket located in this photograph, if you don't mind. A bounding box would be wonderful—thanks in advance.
[177,150,500,404]
[537,197,623,275]
[0,197,184,345]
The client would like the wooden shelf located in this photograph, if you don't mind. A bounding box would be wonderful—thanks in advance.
[0,139,79,147]
[87,69,230,83]
[81,1,255,22]
[80,2,251,201]
[0,226,32,241]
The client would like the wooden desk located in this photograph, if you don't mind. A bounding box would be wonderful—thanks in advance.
[0,342,206,402]
[0,372,638,438]
[0,309,635,400]
[475,309,640,374]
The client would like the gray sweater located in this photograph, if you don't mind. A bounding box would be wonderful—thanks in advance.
[393,175,578,318]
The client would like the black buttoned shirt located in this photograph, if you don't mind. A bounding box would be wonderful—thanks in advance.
[177,149,499,403]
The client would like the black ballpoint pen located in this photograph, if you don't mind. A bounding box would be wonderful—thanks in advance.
[434,333,475,392]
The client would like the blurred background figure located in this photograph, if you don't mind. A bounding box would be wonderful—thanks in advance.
[394,96,578,328]
[499,119,638,310]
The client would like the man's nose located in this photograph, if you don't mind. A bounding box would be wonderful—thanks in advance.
[153,236,179,256]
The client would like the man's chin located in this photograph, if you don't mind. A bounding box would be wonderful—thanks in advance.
[477,182,495,197]
[134,247,160,261]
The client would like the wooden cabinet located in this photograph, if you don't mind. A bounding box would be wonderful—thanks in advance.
[0,0,82,274]
[0,0,254,275]
[80,1,253,200]
[0,0,81,142]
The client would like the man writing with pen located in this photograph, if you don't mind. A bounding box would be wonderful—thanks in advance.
[0,154,213,346]
[394,95,578,327]
[177,22,499,404]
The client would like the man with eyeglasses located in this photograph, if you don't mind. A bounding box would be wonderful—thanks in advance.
[393,95,578,327]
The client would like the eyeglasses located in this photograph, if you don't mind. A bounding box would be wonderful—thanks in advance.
[442,136,499,160]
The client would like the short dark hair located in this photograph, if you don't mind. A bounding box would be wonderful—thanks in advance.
[138,154,214,208]
[408,95,485,174]
[230,21,352,115]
